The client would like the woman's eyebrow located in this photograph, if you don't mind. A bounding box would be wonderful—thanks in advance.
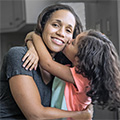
[55,19,61,23]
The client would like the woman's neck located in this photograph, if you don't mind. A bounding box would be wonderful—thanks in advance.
[47,48,56,59]
[50,52,56,59]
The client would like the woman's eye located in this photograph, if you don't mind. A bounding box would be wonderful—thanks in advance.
[66,29,72,33]
[52,23,59,27]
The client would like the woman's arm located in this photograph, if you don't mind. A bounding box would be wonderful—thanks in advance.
[32,33,74,84]
[9,75,92,120]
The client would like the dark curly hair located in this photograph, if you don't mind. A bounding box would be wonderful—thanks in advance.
[75,29,120,110]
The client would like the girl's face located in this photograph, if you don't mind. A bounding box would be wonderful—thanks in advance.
[42,10,76,54]
[63,32,86,64]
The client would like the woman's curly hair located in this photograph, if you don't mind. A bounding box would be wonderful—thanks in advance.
[75,29,120,110]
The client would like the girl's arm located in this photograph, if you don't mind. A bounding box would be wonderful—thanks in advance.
[32,33,74,84]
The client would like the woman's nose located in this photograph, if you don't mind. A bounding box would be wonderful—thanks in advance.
[56,28,65,37]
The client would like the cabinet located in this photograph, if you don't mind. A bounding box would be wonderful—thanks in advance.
[0,0,56,33]
[0,0,25,32]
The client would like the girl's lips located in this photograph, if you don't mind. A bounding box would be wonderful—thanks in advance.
[51,37,64,46]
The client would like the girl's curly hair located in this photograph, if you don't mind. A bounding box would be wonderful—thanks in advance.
[75,29,120,110]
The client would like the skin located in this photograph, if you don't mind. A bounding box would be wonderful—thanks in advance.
[10,9,92,120]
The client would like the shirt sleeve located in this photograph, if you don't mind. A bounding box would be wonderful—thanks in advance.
[69,67,89,93]
[6,46,33,80]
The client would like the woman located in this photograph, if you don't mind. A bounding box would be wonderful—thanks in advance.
[0,4,92,120]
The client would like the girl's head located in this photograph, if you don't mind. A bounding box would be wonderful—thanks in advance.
[35,4,83,53]
[64,29,120,109]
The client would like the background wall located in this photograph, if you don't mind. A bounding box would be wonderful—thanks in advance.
[85,0,119,55]
[25,0,56,24]
[118,0,120,55]
[61,2,86,30]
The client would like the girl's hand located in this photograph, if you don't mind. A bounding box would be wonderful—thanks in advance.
[22,47,39,71]
[25,31,34,43]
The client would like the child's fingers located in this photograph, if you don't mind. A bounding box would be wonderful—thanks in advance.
[22,49,39,71]
[22,55,32,68]
[30,62,38,71]
[25,58,34,70]
[22,52,30,62]
[27,57,37,71]
[34,64,38,70]
[23,56,38,71]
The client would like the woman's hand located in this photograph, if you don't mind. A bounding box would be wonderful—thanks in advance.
[22,47,39,71]
[87,104,94,118]
[72,104,93,120]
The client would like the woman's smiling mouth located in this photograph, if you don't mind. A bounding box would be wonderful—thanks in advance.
[51,37,65,45]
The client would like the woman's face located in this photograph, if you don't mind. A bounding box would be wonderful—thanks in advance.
[63,32,86,64]
[42,9,76,53]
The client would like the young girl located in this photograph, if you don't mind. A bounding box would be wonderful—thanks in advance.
[23,29,120,112]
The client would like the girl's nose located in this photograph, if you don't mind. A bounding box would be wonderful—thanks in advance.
[70,39,75,43]
[67,40,71,44]
[67,39,74,45]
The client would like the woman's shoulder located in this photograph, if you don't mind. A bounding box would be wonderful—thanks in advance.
[8,46,27,53]
[8,46,27,55]
[6,46,28,61]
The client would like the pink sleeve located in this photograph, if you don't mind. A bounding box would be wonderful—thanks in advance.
[70,67,89,93]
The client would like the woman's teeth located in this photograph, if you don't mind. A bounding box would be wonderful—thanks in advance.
[52,38,64,45]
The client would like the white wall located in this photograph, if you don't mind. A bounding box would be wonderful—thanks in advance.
[25,0,86,30]
[60,2,86,30]
[25,0,55,24]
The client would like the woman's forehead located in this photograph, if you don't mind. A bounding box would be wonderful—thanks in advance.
[49,10,76,28]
